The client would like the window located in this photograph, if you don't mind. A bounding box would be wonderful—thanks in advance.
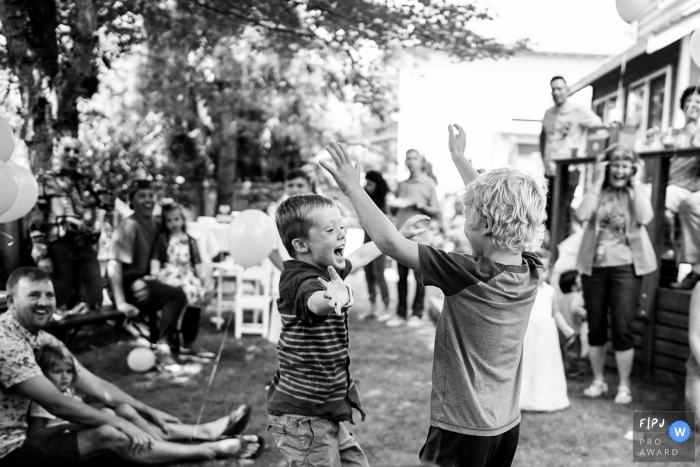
[623,65,672,149]
[593,92,619,123]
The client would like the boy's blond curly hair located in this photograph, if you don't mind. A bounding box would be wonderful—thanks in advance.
[461,168,547,254]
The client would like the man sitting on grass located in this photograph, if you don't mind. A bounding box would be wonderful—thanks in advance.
[0,267,262,466]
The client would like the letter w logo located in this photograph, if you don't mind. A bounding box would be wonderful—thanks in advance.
[674,427,687,437]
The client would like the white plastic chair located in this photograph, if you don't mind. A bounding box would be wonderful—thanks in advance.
[213,260,273,338]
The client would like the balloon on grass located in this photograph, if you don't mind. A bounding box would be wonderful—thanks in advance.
[228,209,277,268]
[127,347,157,373]
[0,116,14,163]
[0,161,18,217]
[0,162,39,223]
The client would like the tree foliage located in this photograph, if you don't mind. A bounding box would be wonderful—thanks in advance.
[0,0,523,205]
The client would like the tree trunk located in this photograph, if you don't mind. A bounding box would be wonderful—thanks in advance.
[0,0,56,169]
[54,0,99,137]
[215,117,238,208]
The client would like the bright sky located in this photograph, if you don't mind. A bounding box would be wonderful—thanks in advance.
[471,0,634,55]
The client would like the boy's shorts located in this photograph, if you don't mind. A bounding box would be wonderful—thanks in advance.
[419,424,520,467]
[268,413,369,467]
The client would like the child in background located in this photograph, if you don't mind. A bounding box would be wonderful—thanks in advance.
[151,203,214,359]
[519,254,570,412]
[320,123,545,467]
[267,193,427,466]
[28,343,162,438]
[151,203,208,305]
[556,269,590,377]
[28,344,265,460]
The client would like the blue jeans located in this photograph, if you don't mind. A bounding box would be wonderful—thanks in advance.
[581,265,642,351]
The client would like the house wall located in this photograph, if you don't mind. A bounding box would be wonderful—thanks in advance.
[396,51,609,194]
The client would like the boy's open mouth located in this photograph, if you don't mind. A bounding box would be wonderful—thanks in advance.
[334,245,345,258]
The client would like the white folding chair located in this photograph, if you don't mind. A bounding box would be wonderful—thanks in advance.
[234,260,273,339]
[212,260,273,338]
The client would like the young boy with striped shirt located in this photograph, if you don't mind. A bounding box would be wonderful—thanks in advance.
[320,125,546,467]
[267,193,427,466]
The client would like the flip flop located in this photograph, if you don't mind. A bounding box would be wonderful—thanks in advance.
[236,434,265,459]
[221,404,252,438]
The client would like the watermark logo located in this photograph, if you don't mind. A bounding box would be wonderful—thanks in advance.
[633,411,695,462]
[669,420,692,444]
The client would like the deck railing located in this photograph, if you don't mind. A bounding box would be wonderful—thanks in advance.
[549,147,700,378]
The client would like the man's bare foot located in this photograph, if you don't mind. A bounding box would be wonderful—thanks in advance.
[215,434,264,459]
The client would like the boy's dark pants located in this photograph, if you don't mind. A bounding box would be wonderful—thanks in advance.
[419,424,520,467]
[397,263,425,319]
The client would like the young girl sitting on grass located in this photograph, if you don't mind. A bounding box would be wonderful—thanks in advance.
[28,343,263,462]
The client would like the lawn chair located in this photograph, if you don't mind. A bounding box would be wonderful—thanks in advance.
[213,259,273,338]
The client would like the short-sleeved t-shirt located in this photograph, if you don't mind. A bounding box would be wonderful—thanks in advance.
[593,190,633,268]
[109,214,158,281]
[0,312,82,458]
[670,124,700,192]
[395,174,439,228]
[418,244,542,436]
[267,259,363,422]
[542,101,602,173]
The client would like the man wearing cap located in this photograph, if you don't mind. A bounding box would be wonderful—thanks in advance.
[30,136,103,315]
[107,180,209,367]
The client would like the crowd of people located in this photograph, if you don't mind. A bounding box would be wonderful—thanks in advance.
[2,75,700,467]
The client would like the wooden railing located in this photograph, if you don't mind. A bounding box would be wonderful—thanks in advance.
[549,147,700,379]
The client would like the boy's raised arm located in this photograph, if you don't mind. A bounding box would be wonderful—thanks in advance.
[348,215,429,272]
[448,124,480,186]
[320,143,422,271]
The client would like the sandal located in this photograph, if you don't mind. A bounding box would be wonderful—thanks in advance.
[236,434,265,459]
[221,405,252,438]
[583,379,608,398]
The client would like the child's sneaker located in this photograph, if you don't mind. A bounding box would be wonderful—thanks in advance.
[385,316,406,327]
[583,379,608,398]
[614,385,633,404]
[407,316,423,327]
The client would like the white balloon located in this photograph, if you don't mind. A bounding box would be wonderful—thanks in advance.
[616,0,649,24]
[127,347,157,373]
[0,162,39,223]
[0,115,14,162]
[228,209,278,268]
[691,30,700,68]
[0,161,18,216]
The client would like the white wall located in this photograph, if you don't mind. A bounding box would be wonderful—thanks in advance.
[396,52,603,193]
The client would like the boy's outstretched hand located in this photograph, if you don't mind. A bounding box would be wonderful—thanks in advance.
[448,124,467,158]
[320,143,362,196]
[318,266,354,315]
[399,214,430,239]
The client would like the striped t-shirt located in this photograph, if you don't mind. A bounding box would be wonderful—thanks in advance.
[267,259,363,422]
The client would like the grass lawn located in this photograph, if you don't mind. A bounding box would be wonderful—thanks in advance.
[74,273,693,467]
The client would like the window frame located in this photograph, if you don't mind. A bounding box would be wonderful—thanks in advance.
[624,64,673,132]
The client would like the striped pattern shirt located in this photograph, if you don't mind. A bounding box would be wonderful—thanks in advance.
[267,259,364,422]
